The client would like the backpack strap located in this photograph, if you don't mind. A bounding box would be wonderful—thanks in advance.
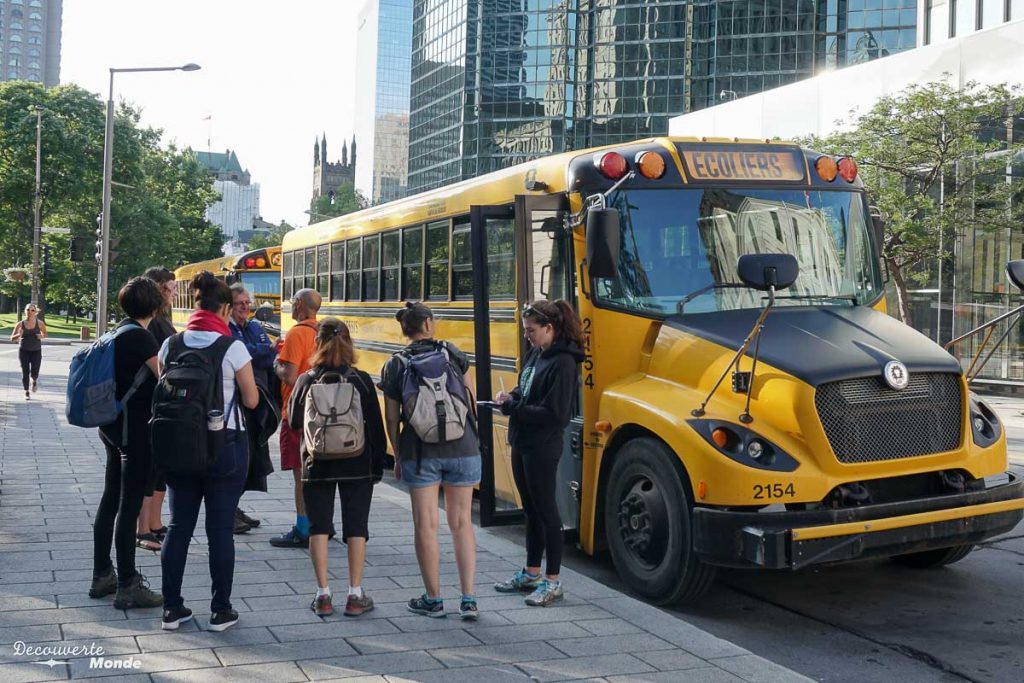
[119,364,153,447]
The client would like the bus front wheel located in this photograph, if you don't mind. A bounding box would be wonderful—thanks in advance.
[604,438,716,605]
[890,544,974,568]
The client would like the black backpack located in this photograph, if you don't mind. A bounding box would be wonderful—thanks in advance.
[150,334,234,475]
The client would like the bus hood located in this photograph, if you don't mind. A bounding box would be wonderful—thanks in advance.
[665,306,961,387]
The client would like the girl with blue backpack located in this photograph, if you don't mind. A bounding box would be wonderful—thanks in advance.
[380,302,481,620]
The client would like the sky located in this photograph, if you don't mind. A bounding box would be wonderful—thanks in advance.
[61,0,361,229]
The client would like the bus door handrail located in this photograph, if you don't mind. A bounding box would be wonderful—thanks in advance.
[944,303,1024,382]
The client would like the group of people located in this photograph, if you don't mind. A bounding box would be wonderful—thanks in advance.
[75,266,584,632]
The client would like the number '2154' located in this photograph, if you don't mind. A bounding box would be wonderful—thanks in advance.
[582,317,594,389]
[753,483,796,499]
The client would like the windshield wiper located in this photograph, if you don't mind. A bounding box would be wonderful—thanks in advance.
[772,294,858,303]
[676,283,745,314]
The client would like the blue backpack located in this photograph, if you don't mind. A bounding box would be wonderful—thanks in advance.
[66,323,150,442]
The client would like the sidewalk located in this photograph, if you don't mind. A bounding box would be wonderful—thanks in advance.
[0,344,811,683]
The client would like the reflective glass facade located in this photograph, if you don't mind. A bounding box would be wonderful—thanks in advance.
[356,0,414,205]
[925,0,1023,43]
[408,0,919,194]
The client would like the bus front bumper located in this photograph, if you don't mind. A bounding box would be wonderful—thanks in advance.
[692,474,1024,570]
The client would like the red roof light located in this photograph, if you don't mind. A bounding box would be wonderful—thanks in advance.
[837,156,858,182]
[595,152,629,180]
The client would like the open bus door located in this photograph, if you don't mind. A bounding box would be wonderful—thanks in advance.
[471,194,576,528]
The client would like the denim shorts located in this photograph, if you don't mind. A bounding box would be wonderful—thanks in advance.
[401,455,481,488]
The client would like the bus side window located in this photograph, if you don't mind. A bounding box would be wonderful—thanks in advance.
[346,238,362,302]
[317,244,330,297]
[282,251,293,301]
[452,218,472,300]
[363,234,381,301]
[330,242,344,301]
[402,225,423,300]
[304,247,315,290]
[382,230,400,300]
[425,219,449,300]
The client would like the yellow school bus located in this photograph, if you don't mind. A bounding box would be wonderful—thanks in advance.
[172,246,282,329]
[281,137,1024,603]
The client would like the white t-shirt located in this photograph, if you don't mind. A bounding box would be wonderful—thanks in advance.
[159,331,252,431]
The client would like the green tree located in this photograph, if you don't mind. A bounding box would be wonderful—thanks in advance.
[800,79,1024,325]
[309,182,367,221]
[248,220,295,250]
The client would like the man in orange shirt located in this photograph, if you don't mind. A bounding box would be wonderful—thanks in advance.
[269,288,321,548]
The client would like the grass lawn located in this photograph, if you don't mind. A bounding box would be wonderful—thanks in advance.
[0,313,96,340]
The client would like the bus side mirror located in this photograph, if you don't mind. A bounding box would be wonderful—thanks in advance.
[869,207,885,248]
[1007,260,1024,291]
[586,208,620,279]
[737,253,799,291]
[254,303,273,322]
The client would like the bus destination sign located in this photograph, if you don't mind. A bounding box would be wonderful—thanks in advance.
[679,146,805,183]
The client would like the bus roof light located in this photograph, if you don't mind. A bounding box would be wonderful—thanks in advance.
[635,151,666,179]
[244,257,256,268]
[815,156,838,182]
[595,152,629,180]
[837,156,858,182]
[255,257,267,268]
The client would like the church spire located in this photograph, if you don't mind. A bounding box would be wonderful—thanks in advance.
[314,137,320,166]
[320,134,327,166]
[342,140,348,167]
[351,136,357,169]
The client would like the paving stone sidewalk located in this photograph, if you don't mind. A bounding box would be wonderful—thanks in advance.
[0,344,812,682]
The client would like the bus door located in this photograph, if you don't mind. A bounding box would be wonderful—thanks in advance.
[515,194,582,534]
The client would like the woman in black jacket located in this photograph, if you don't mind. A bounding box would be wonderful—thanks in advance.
[494,299,584,606]
[287,317,386,618]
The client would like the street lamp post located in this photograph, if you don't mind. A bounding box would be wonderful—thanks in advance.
[31,105,43,307]
[96,63,201,336]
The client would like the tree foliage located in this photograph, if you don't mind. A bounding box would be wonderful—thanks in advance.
[309,182,367,222]
[799,79,1024,325]
[247,220,295,250]
[0,81,223,315]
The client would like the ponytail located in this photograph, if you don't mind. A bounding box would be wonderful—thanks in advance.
[396,301,434,338]
[190,271,232,313]
[523,299,583,347]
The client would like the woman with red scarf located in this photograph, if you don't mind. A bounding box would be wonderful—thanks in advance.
[157,271,259,633]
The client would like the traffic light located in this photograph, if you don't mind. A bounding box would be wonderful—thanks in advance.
[69,237,85,262]
[42,245,52,277]
[95,214,103,264]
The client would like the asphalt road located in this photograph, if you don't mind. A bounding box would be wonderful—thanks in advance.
[493,396,1024,683]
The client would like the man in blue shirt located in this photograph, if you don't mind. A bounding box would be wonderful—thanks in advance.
[228,284,278,533]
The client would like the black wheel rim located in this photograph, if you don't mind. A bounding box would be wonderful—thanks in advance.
[616,472,670,570]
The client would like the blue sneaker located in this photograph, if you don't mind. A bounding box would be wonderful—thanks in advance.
[494,568,541,593]
[407,594,445,618]
[525,579,563,607]
[269,527,308,548]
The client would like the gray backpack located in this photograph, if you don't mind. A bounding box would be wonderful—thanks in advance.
[397,342,470,446]
[302,370,365,460]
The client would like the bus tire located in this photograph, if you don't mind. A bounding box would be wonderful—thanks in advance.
[890,544,974,568]
[604,437,716,605]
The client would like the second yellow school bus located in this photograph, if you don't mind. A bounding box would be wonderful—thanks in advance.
[172,246,282,329]
[281,136,1024,603]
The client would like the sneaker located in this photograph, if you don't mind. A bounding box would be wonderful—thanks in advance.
[524,579,564,607]
[459,598,479,621]
[208,609,239,632]
[407,594,445,618]
[494,568,542,593]
[268,527,308,548]
[344,593,374,617]
[232,512,251,535]
[88,569,117,599]
[113,573,163,609]
[31,379,38,393]
[236,508,260,528]
[311,593,334,617]
[161,606,193,631]
[25,391,30,400]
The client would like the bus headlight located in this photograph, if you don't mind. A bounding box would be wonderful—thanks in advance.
[969,394,1001,448]
[688,420,799,472]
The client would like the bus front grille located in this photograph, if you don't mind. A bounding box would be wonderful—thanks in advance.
[815,373,963,464]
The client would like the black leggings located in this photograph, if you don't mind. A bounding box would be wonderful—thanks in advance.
[93,435,151,586]
[18,349,41,391]
[511,446,563,576]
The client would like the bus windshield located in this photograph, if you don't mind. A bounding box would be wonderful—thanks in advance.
[594,188,882,315]
[239,271,280,296]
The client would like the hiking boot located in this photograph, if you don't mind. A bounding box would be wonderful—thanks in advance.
[268,527,307,548]
[494,568,542,593]
[88,569,117,599]
[524,579,564,607]
[236,508,260,528]
[344,593,374,617]
[208,609,239,632]
[311,593,334,617]
[161,606,193,631]
[407,594,445,618]
[232,512,251,535]
[459,597,479,621]
[113,574,163,610]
